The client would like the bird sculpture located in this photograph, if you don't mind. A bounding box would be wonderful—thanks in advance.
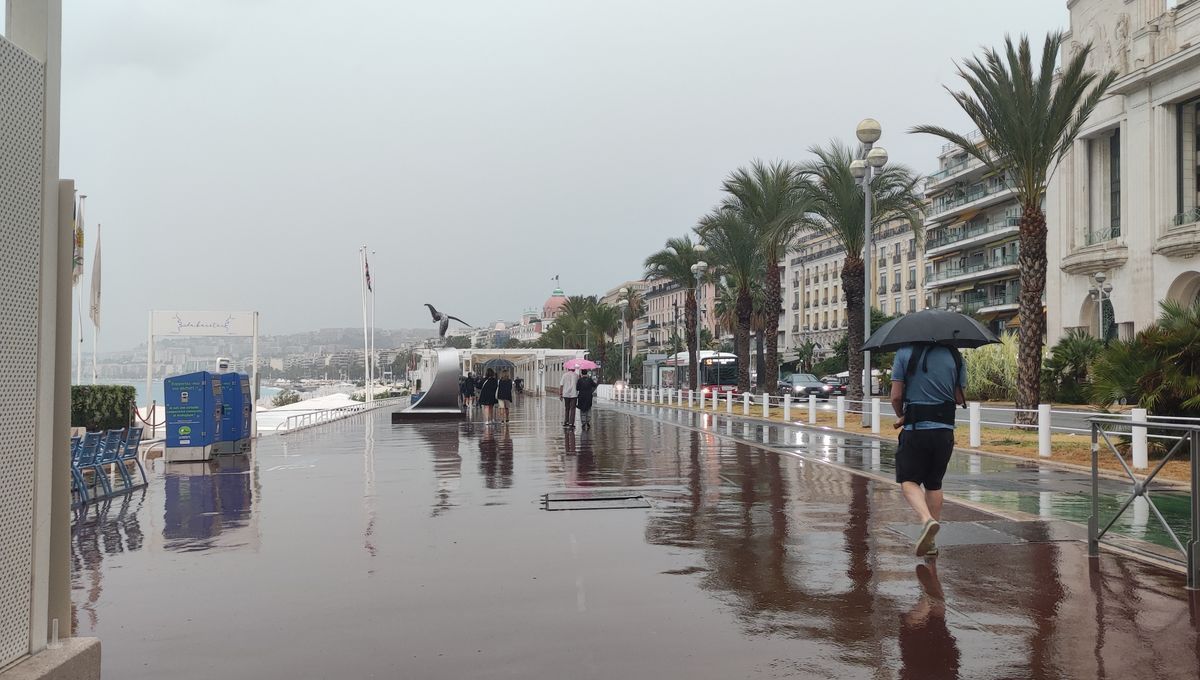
[425,303,471,338]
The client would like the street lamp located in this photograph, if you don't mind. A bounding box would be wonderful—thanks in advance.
[1090,272,1114,341]
[672,299,680,358]
[854,118,888,425]
[947,295,961,313]
[618,290,629,384]
[691,258,709,391]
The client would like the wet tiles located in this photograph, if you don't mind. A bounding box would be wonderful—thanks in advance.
[886,520,1084,547]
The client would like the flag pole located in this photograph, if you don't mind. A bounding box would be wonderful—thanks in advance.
[370,249,377,391]
[91,223,101,384]
[360,246,371,402]
[76,194,85,384]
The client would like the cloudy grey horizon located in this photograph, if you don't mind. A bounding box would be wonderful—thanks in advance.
[25,0,1065,351]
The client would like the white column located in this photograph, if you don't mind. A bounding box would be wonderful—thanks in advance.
[251,311,259,437]
[871,398,881,434]
[1038,404,1052,457]
[762,393,769,419]
[742,393,750,416]
[1132,408,1148,470]
[836,396,845,428]
[687,390,694,407]
[783,394,791,421]
[808,394,817,425]
[969,401,981,447]
[726,391,732,413]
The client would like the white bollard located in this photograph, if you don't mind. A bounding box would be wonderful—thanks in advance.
[762,393,770,419]
[836,396,845,428]
[871,398,881,434]
[1132,408,1148,470]
[969,402,981,448]
[726,391,733,413]
[808,394,817,425]
[1038,403,1052,458]
[743,393,751,416]
[783,394,791,421]
[688,390,694,407]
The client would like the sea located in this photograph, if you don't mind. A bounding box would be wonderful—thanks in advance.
[81,378,283,406]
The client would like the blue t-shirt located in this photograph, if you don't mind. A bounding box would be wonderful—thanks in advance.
[891,345,966,431]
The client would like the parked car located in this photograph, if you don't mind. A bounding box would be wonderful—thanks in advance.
[778,373,836,400]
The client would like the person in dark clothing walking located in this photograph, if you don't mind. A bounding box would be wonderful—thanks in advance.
[460,372,476,409]
[478,368,500,424]
[497,370,514,423]
[576,369,597,430]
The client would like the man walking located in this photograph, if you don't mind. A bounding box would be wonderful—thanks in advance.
[559,367,579,429]
[890,342,966,557]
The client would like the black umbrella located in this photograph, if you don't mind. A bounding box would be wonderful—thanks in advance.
[862,309,1000,352]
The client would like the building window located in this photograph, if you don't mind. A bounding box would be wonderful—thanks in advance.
[908,266,917,284]
[908,296,917,313]
[880,300,888,314]
[1110,129,1120,238]
[879,273,887,290]
[894,297,901,313]
[1178,100,1200,225]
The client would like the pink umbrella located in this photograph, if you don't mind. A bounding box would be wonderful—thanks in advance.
[564,358,597,371]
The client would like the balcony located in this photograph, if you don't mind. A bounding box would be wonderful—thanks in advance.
[906,280,917,290]
[791,302,799,310]
[907,249,917,260]
[891,254,901,265]
[926,253,1019,288]
[791,325,799,333]
[891,283,902,293]
[928,179,1015,221]
[926,213,1020,255]
[821,297,828,305]
[962,290,1019,314]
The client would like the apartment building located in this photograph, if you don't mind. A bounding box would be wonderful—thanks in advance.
[923,136,1022,335]
[781,218,924,358]
[635,277,716,356]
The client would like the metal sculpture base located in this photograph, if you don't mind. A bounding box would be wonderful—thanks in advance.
[392,348,464,423]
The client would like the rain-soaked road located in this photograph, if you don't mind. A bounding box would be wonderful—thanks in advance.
[72,397,1200,679]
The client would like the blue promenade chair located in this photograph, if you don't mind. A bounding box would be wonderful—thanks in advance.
[74,432,102,504]
[91,429,125,497]
[120,426,146,487]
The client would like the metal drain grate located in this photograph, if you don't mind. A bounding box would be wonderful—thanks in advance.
[541,490,651,511]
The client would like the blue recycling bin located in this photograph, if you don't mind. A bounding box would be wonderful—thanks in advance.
[215,373,252,454]
[164,371,222,462]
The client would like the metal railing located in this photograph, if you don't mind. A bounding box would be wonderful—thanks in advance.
[929,180,1014,219]
[928,253,1019,283]
[1088,417,1198,590]
[1171,207,1200,227]
[276,396,409,434]
[926,214,1019,251]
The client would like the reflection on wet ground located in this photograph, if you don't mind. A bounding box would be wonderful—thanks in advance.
[72,397,1200,679]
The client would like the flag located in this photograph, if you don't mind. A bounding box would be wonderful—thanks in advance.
[71,196,84,285]
[364,254,373,292]
[89,224,101,328]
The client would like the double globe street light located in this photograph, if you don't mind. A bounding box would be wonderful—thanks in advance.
[618,288,630,385]
[690,245,708,392]
[1090,272,1115,342]
[849,118,889,426]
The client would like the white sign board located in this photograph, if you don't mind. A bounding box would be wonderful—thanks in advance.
[151,310,256,337]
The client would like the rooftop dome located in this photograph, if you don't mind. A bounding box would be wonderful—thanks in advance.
[543,287,567,319]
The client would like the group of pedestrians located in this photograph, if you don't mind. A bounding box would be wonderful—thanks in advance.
[460,369,515,425]
[558,368,597,430]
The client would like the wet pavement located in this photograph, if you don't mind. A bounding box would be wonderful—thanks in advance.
[72,397,1200,679]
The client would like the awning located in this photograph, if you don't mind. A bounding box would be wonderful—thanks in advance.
[955,283,976,293]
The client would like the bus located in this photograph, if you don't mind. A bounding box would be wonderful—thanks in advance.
[660,351,738,394]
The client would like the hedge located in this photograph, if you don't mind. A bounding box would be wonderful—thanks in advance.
[71,385,136,432]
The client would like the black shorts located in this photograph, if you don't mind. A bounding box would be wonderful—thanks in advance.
[895,428,955,490]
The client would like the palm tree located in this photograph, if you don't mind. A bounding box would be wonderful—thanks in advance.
[697,209,763,393]
[586,303,621,375]
[618,286,645,368]
[912,33,1116,423]
[798,142,924,405]
[645,236,705,390]
[718,161,810,394]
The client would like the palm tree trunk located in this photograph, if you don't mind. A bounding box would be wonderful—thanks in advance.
[1015,203,1047,425]
[763,265,783,394]
[842,257,866,404]
[755,331,766,391]
[735,286,753,393]
[685,291,698,391]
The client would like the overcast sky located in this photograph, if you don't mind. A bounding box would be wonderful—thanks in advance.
[18,0,1067,350]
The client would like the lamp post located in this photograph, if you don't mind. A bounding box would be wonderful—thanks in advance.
[618,290,629,384]
[850,118,887,425]
[947,295,961,313]
[672,299,680,358]
[691,257,708,391]
[1090,272,1114,341]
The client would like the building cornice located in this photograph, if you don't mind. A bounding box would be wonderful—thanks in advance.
[1061,240,1130,276]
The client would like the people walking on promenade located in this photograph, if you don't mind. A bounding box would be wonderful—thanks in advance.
[889,342,967,557]
[560,367,579,428]
[497,370,514,423]
[460,372,476,410]
[576,369,597,430]
[478,368,500,424]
